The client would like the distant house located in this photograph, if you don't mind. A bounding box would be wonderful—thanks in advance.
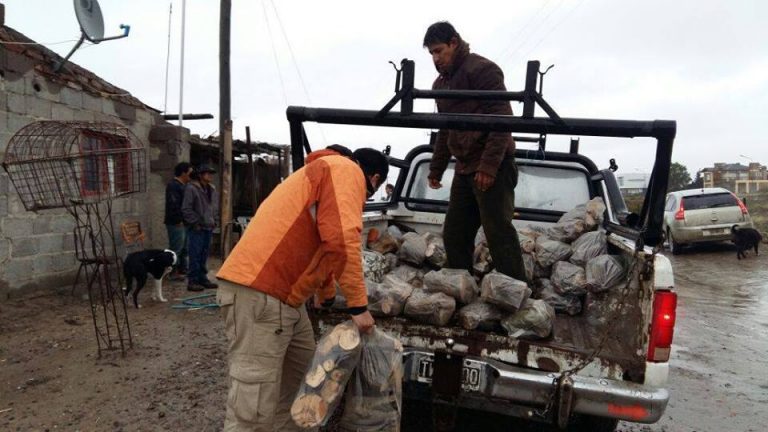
[701,162,768,194]
[616,172,651,196]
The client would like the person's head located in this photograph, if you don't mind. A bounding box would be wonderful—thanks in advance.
[174,162,194,183]
[385,184,394,196]
[353,148,389,199]
[197,164,217,185]
[423,21,462,74]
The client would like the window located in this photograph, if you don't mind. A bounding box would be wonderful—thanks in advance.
[665,195,676,212]
[405,161,591,213]
[79,131,132,197]
[682,193,738,210]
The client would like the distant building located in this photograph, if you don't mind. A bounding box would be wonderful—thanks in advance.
[701,162,767,193]
[616,173,651,195]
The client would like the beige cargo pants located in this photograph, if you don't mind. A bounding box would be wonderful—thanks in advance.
[217,279,316,431]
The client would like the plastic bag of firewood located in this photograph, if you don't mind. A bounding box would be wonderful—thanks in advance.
[569,231,608,267]
[500,299,555,339]
[423,268,479,304]
[403,289,456,326]
[585,255,626,293]
[535,236,572,268]
[368,275,414,317]
[518,232,537,254]
[362,250,388,283]
[339,329,404,432]
[584,197,606,230]
[390,265,425,288]
[383,253,399,274]
[367,228,400,255]
[551,261,588,296]
[473,244,493,275]
[479,271,531,313]
[424,233,447,268]
[398,232,428,266]
[535,278,582,316]
[291,321,363,429]
[458,301,505,331]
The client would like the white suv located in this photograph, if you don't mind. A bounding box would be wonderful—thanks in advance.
[663,187,753,254]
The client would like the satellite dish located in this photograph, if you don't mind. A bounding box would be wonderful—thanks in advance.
[52,0,131,72]
[74,0,105,42]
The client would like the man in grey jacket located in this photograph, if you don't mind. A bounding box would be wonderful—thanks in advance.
[182,164,219,291]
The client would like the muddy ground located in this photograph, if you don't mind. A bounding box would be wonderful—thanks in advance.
[1,244,768,431]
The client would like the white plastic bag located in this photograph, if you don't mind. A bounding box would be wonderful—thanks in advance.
[551,261,588,296]
[535,278,582,316]
[362,250,388,283]
[368,275,414,317]
[535,236,572,268]
[423,268,479,304]
[390,265,425,288]
[403,289,456,326]
[458,301,505,331]
[586,255,626,293]
[500,299,555,339]
[291,321,362,428]
[479,271,531,313]
[569,231,608,267]
[398,232,428,266]
[339,329,404,432]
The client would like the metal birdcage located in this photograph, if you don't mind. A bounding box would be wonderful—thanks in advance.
[2,120,147,357]
[2,121,146,211]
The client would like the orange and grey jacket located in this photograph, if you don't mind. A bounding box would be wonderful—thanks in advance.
[216,148,368,312]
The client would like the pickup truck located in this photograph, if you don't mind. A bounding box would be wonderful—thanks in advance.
[286,60,678,431]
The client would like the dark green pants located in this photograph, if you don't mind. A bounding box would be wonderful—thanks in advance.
[443,159,528,283]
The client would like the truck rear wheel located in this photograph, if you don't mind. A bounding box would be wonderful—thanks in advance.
[568,415,618,432]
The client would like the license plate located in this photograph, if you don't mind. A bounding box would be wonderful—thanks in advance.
[417,357,483,392]
[703,228,729,236]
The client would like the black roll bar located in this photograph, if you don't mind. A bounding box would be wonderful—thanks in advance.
[285,59,676,249]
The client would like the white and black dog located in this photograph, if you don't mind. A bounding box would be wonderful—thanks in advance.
[123,249,177,308]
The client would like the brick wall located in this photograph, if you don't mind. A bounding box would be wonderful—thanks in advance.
[0,49,180,299]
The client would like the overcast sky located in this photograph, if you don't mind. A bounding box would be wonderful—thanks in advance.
[5,0,767,177]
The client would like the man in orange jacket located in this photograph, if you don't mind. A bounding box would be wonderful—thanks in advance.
[216,145,388,431]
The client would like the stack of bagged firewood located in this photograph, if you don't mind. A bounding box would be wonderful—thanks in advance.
[350,197,627,341]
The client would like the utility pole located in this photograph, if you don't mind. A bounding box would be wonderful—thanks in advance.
[220,0,233,258]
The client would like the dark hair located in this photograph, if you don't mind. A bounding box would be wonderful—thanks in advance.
[353,148,389,179]
[174,162,192,177]
[423,21,461,47]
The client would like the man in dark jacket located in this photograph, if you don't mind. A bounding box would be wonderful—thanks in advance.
[424,21,527,283]
[182,164,220,291]
[165,162,193,278]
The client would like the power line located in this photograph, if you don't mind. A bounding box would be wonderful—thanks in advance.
[499,0,565,67]
[0,39,81,46]
[518,0,588,66]
[261,0,289,106]
[495,0,553,59]
[163,1,173,114]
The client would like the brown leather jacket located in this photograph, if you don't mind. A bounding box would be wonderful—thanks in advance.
[428,41,515,181]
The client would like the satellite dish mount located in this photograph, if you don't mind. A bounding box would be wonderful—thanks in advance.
[53,0,131,72]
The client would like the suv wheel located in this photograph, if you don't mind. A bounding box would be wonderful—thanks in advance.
[668,229,683,255]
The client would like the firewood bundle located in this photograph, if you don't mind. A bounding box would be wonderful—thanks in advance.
[291,321,363,428]
[339,329,404,431]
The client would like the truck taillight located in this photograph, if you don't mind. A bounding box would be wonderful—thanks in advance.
[647,291,677,362]
[674,202,685,220]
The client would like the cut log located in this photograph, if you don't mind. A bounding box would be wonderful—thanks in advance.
[305,364,326,388]
[320,379,341,404]
[330,369,345,382]
[291,393,328,428]
[322,359,336,372]
[339,327,361,351]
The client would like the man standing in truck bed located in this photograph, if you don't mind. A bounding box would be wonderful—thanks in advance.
[424,21,528,283]
[216,145,388,431]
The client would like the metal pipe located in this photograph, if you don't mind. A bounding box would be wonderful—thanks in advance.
[412,89,526,101]
[179,0,187,129]
[287,106,676,140]
[163,2,173,113]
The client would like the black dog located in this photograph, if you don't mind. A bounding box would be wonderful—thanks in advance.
[123,249,177,308]
[731,225,763,260]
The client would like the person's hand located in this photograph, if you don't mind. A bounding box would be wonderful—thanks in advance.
[351,310,375,334]
[474,172,495,192]
[428,178,443,189]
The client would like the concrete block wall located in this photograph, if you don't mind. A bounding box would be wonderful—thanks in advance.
[0,49,171,299]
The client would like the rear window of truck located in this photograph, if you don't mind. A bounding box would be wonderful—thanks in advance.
[682,193,738,210]
[407,161,591,213]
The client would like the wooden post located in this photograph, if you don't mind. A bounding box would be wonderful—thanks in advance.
[246,126,258,214]
[221,120,233,258]
[219,0,232,258]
